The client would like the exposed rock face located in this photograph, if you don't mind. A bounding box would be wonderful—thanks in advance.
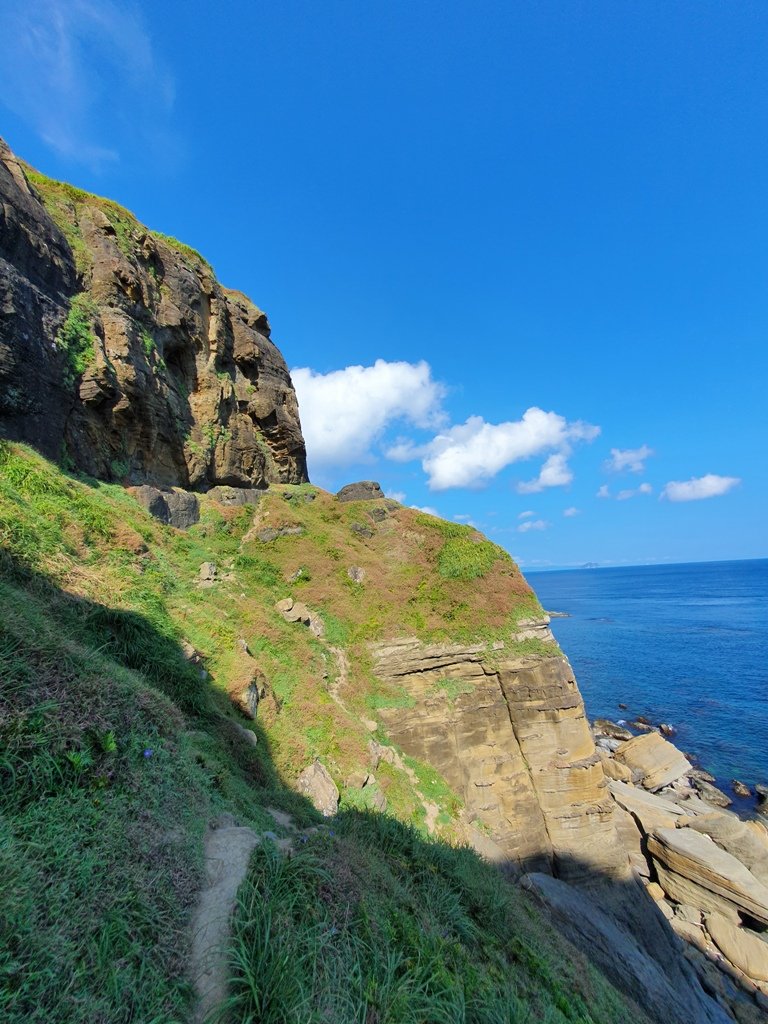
[297,761,339,817]
[132,484,200,528]
[336,481,384,502]
[613,731,692,791]
[371,638,626,879]
[0,137,307,489]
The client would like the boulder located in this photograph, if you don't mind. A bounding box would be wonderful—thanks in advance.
[732,780,752,798]
[206,486,265,507]
[648,827,768,925]
[682,813,768,886]
[598,750,633,783]
[691,776,733,808]
[608,779,688,834]
[706,913,768,982]
[198,562,217,585]
[284,602,311,625]
[350,522,374,539]
[593,718,634,741]
[347,566,365,583]
[133,485,200,529]
[337,481,385,502]
[296,761,339,817]
[230,667,267,720]
[613,731,691,791]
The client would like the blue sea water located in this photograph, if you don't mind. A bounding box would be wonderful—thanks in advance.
[526,560,768,799]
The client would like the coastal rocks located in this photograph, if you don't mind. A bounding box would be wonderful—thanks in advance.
[132,485,200,529]
[706,913,768,982]
[613,731,692,791]
[370,638,627,879]
[682,814,768,886]
[608,779,690,834]
[648,827,768,925]
[692,776,733,807]
[296,761,339,817]
[0,137,308,490]
[513,616,557,644]
[336,481,384,502]
[593,718,634,742]
[733,780,753,799]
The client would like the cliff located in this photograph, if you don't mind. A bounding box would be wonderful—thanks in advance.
[0,144,749,1024]
[0,138,306,488]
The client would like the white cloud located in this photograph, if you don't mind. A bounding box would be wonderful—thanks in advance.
[518,510,536,520]
[396,407,598,491]
[604,445,654,474]
[517,451,573,494]
[563,507,580,517]
[517,519,549,533]
[661,474,741,502]
[411,505,440,517]
[387,491,406,503]
[293,359,446,469]
[454,513,477,527]
[0,0,176,168]
[616,482,653,500]
[596,484,611,499]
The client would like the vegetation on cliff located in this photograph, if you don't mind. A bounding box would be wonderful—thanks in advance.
[0,442,645,1023]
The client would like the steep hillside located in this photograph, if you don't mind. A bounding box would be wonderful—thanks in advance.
[0,441,646,1024]
[0,138,306,488]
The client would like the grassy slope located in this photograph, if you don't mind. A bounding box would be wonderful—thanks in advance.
[0,442,647,1023]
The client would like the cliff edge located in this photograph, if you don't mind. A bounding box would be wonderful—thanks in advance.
[0,137,307,488]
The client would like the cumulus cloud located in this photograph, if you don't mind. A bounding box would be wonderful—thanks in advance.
[661,474,741,502]
[604,445,654,474]
[411,505,440,516]
[563,507,580,517]
[518,510,536,520]
[292,359,446,469]
[393,407,598,491]
[517,519,548,533]
[517,451,573,494]
[387,491,406,503]
[596,484,611,499]
[616,482,653,501]
[0,0,176,168]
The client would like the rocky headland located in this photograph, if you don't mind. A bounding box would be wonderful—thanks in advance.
[1,139,766,1024]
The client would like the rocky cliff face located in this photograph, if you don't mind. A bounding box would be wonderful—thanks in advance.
[0,138,307,488]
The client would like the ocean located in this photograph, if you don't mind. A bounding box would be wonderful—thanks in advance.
[526,559,768,802]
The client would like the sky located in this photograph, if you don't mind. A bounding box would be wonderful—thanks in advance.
[1,0,766,568]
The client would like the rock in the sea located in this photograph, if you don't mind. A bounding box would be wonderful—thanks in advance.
[296,761,339,817]
[658,723,677,737]
[691,776,733,808]
[648,826,768,925]
[593,718,633,741]
[613,731,692,791]
[732,779,752,798]
[706,913,768,982]
[133,485,200,529]
[337,481,385,502]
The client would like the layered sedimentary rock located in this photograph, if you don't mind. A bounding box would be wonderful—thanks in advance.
[0,137,307,488]
[371,636,627,879]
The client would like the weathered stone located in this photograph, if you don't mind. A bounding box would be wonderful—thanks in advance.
[206,486,264,507]
[608,779,690,835]
[133,485,200,528]
[598,750,633,783]
[257,528,279,542]
[350,522,374,538]
[593,718,634,742]
[613,732,692,791]
[691,776,733,808]
[198,562,217,582]
[732,780,752,798]
[706,914,768,982]
[368,739,397,768]
[296,761,339,817]
[347,566,365,583]
[283,601,311,625]
[337,481,384,502]
[522,873,731,1024]
[648,827,768,925]
[0,138,307,490]
[275,597,294,613]
[513,616,557,644]
[682,813,768,886]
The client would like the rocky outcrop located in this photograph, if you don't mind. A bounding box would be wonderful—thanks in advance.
[0,137,307,489]
[337,481,385,502]
[296,761,339,817]
[370,638,626,879]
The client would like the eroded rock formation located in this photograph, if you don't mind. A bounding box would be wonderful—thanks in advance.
[0,137,307,488]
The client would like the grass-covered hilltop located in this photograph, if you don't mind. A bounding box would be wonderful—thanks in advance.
[1,141,761,1024]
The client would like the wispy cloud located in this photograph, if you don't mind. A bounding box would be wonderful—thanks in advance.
[517,510,535,520]
[0,0,176,168]
[411,505,440,517]
[596,484,611,499]
[604,445,654,474]
[563,506,580,517]
[661,474,740,502]
[616,482,653,500]
[517,518,549,533]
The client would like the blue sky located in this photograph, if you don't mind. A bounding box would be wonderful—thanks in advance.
[1,0,766,567]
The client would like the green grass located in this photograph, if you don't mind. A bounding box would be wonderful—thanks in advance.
[223,812,640,1024]
[438,535,505,580]
[152,231,212,271]
[56,293,98,380]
